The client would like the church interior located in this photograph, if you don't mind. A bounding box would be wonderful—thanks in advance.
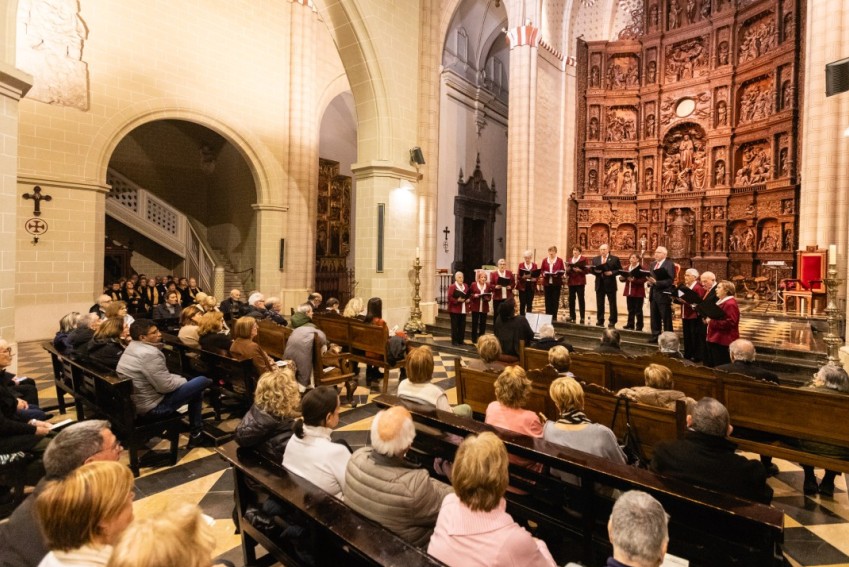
[3,0,849,565]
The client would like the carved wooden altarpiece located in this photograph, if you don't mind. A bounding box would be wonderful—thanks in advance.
[575,0,803,280]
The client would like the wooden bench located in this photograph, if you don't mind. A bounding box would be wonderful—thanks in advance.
[520,345,849,473]
[255,319,291,359]
[374,394,785,567]
[314,314,407,393]
[42,342,182,477]
[217,441,446,567]
[456,359,685,462]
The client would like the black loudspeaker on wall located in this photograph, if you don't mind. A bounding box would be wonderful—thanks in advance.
[410,147,426,165]
[826,57,849,97]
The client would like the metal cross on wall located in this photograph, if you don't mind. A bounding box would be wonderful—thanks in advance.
[443,226,451,253]
[22,186,52,216]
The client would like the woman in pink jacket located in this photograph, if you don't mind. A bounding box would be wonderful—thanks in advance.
[428,432,556,567]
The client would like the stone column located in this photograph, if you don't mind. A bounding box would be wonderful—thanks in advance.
[351,163,420,327]
[799,0,849,325]
[0,62,31,346]
[252,204,292,305]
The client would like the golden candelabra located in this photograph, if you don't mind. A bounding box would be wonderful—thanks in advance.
[823,261,843,366]
[405,255,426,335]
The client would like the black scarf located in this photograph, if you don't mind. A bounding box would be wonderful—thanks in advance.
[557,410,592,424]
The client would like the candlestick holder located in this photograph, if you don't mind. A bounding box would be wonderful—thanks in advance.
[823,262,844,366]
[405,255,426,335]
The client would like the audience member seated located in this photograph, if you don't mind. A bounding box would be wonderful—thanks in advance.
[89,294,112,320]
[121,280,143,315]
[105,300,134,328]
[85,317,127,370]
[0,420,121,567]
[594,328,626,355]
[69,313,100,356]
[54,312,78,352]
[427,432,556,567]
[108,503,230,567]
[283,386,351,499]
[616,363,695,412]
[176,277,192,308]
[117,320,213,448]
[344,406,453,547]
[153,291,181,320]
[283,303,326,391]
[324,297,340,314]
[342,296,365,320]
[546,345,575,378]
[263,296,288,326]
[529,323,574,352]
[35,461,134,567]
[230,316,276,376]
[1,338,44,413]
[235,367,300,463]
[545,376,626,466]
[650,397,773,504]
[485,366,543,438]
[465,334,507,373]
[398,346,472,417]
[797,365,849,497]
[219,289,246,321]
[308,292,323,311]
[493,300,533,362]
[715,339,779,383]
[245,292,271,321]
[604,490,670,567]
[657,331,689,362]
[362,297,408,386]
[177,305,204,348]
[197,311,232,353]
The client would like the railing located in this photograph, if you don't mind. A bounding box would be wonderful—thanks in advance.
[436,272,452,309]
[315,268,356,307]
[105,168,216,293]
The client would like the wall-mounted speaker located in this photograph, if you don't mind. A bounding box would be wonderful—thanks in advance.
[410,147,426,165]
[826,57,849,97]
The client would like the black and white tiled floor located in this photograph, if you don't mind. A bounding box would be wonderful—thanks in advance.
[9,341,849,566]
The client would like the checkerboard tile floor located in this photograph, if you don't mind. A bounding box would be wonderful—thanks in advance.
[9,341,849,566]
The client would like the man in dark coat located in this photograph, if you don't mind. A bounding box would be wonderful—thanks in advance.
[591,244,622,328]
[715,339,779,383]
[650,397,773,504]
[647,246,676,343]
[528,323,574,352]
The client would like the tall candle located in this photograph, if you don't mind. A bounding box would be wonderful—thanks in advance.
[830,244,837,264]
[416,247,420,259]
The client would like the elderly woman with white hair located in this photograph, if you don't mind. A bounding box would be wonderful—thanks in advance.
[678,267,705,362]
[343,406,453,546]
[447,271,470,346]
[529,323,574,352]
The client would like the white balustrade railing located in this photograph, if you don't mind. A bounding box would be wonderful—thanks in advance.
[106,168,216,292]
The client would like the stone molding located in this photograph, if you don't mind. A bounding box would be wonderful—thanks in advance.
[18,175,109,194]
[251,203,289,212]
[0,61,32,101]
[351,161,421,183]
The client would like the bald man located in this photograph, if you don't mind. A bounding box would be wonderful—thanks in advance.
[592,244,622,328]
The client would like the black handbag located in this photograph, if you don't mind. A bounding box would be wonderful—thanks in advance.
[611,396,648,468]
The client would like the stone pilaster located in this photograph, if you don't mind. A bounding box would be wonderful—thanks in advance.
[0,62,31,345]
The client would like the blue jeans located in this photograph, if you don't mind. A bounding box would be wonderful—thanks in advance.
[148,376,212,432]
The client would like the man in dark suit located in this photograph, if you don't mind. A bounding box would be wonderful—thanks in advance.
[650,397,773,504]
[529,323,574,352]
[592,244,622,328]
[699,271,720,366]
[715,339,779,382]
[647,246,676,344]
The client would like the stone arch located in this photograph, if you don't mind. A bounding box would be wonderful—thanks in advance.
[83,100,281,205]
[314,0,392,162]
[317,72,355,126]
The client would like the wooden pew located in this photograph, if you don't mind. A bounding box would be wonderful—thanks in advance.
[519,344,849,473]
[217,441,447,567]
[456,359,686,462]
[42,342,182,476]
[44,342,86,417]
[256,319,291,359]
[374,394,785,567]
[313,314,408,393]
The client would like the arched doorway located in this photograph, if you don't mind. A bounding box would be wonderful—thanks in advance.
[104,119,259,295]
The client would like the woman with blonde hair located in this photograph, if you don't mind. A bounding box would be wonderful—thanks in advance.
[617,363,695,412]
[342,297,365,319]
[36,461,135,567]
[197,311,232,353]
[544,376,625,464]
[105,300,134,328]
[230,316,275,376]
[235,367,301,462]
[466,334,507,373]
[178,305,204,348]
[428,433,556,566]
[107,503,227,567]
[485,366,542,438]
